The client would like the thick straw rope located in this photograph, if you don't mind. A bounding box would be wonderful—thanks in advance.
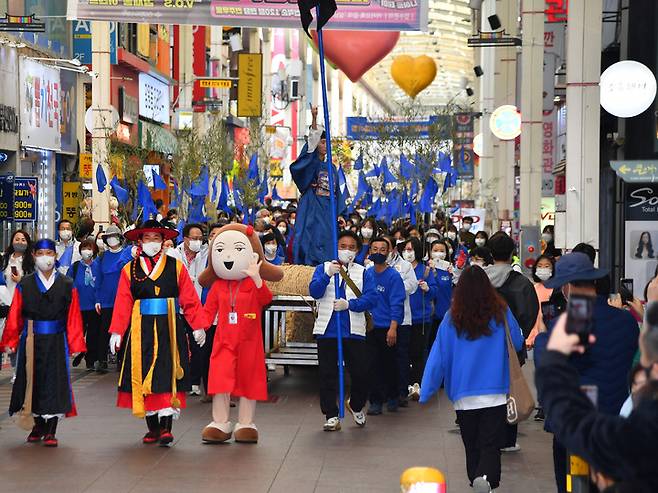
[265,264,315,297]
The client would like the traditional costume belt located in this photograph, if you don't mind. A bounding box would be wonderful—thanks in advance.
[120,295,184,418]
[30,320,66,335]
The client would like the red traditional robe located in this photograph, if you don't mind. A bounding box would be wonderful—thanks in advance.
[204,278,272,401]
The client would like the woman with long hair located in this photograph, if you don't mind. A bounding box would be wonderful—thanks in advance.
[635,231,654,259]
[420,266,524,493]
[355,217,378,265]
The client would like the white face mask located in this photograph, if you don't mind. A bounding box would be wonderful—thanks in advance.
[361,227,373,239]
[188,240,202,253]
[432,251,446,261]
[402,250,415,263]
[542,233,553,243]
[447,232,457,241]
[81,250,94,261]
[142,241,162,257]
[290,219,295,226]
[59,230,72,241]
[338,249,356,265]
[461,224,472,232]
[264,244,278,256]
[536,267,553,281]
[106,236,121,248]
[278,227,288,236]
[475,238,486,247]
[35,255,55,272]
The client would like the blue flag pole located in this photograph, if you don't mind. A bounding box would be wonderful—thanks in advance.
[316,6,344,420]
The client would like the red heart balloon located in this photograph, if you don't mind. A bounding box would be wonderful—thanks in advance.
[312,30,400,83]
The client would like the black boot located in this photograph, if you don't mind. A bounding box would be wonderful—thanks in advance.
[143,415,161,444]
[158,415,173,446]
[27,417,46,443]
[43,417,58,447]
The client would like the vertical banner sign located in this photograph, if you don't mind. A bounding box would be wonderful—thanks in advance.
[545,0,568,23]
[624,183,658,299]
[0,175,14,221]
[453,113,475,180]
[542,110,556,197]
[237,53,262,118]
[62,182,81,224]
[79,153,93,180]
[19,58,62,151]
[13,177,38,223]
[192,25,207,112]
[60,70,78,155]
[72,21,117,65]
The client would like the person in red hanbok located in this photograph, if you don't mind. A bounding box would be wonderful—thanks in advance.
[198,224,283,444]
[0,238,86,447]
[108,220,209,447]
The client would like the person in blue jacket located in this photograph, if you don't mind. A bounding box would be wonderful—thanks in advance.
[420,265,524,493]
[427,240,453,347]
[92,225,134,372]
[261,232,285,266]
[366,237,406,416]
[401,238,437,401]
[67,239,100,371]
[355,217,377,266]
[290,105,345,266]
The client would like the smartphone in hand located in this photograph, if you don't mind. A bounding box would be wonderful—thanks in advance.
[566,294,594,347]
[11,266,18,277]
[619,278,634,305]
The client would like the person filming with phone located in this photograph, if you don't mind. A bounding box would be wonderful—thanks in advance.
[535,274,658,492]
[534,252,640,493]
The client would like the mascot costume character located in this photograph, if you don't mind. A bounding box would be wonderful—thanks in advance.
[198,224,283,444]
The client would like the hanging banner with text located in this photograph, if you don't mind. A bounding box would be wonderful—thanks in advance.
[62,182,81,224]
[237,53,262,118]
[67,0,428,31]
[13,177,38,223]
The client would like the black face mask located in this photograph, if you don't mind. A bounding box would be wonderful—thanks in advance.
[369,253,387,265]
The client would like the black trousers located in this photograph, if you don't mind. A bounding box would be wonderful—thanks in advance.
[553,436,567,493]
[409,321,428,385]
[81,309,102,367]
[317,338,370,419]
[98,308,114,364]
[456,404,507,489]
[503,423,518,448]
[367,329,398,405]
[181,317,203,386]
[200,325,217,393]
[395,325,411,398]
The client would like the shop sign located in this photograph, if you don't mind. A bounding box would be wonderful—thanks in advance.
[19,58,61,151]
[72,20,117,65]
[60,70,78,155]
[346,116,445,140]
[452,113,475,180]
[13,176,38,222]
[0,45,19,151]
[139,120,177,155]
[0,175,14,221]
[490,105,522,141]
[611,160,658,183]
[119,87,138,124]
[624,182,658,299]
[69,0,428,31]
[79,153,92,180]
[237,53,262,118]
[139,73,170,125]
[0,105,18,134]
[62,182,80,224]
[542,110,556,197]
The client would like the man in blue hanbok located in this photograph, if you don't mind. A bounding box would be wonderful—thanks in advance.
[291,106,345,265]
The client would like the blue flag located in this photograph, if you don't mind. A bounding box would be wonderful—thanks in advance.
[170,179,180,208]
[176,219,186,243]
[439,151,452,173]
[248,154,259,181]
[272,184,283,201]
[133,180,157,221]
[364,160,381,179]
[233,188,243,212]
[110,176,129,204]
[188,195,208,223]
[152,169,167,190]
[400,154,415,180]
[410,179,419,200]
[96,165,107,193]
[218,178,230,212]
[353,154,364,171]
[257,178,268,203]
[382,158,397,186]
[211,176,218,202]
[353,172,369,203]
[418,177,439,214]
[189,166,209,197]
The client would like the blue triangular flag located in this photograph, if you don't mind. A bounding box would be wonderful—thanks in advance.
[188,195,208,223]
[439,152,452,173]
[353,154,364,171]
[218,178,230,212]
[272,184,283,201]
[400,153,415,180]
[133,180,157,221]
[257,178,268,203]
[248,154,259,181]
[410,180,419,201]
[151,169,167,190]
[176,219,186,243]
[382,158,397,186]
[353,172,369,203]
[170,179,180,208]
[418,177,439,214]
[211,176,218,203]
[233,188,243,212]
[110,176,129,204]
[96,165,107,193]
[365,160,381,179]
[189,166,209,197]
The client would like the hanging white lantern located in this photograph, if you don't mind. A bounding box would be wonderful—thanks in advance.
[473,133,483,156]
[490,105,521,140]
[600,60,657,118]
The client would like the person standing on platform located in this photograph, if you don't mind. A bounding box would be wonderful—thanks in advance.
[0,239,86,447]
[366,237,405,416]
[310,230,377,431]
[67,239,101,371]
[290,105,346,266]
[56,220,80,276]
[108,220,208,447]
[93,225,133,373]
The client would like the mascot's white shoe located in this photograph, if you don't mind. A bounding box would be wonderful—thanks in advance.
[234,423,259,444]
[202,421,233,444]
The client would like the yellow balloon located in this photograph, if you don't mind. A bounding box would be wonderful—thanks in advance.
[391,55,438,99]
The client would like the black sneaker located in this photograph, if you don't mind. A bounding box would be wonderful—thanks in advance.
[534,408,545,421]
[367,403,383,415]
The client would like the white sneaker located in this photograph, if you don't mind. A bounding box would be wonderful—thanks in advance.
[323,417,341,431]
[408,383,421,401]
[267,363,277,371]
[346,398,366,427]
[501,443,521,452]
[472,475,492,493]
[189,385,201,396]
[10,372,16,384]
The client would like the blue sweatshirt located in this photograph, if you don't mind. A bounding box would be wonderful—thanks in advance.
[355,243,370,265]
[309,264,377,339]
[420,307,524,403]
[67,261,96,312]
[369,266,405,329]
[409,262,437,324]
[432,268,452,321]
[93,247,133,308]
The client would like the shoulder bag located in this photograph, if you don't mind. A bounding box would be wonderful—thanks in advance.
[503,314,535,424]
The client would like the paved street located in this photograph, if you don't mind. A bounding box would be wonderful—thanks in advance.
[0,361,555,493]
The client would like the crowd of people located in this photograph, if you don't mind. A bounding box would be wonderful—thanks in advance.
[0,206,656,492]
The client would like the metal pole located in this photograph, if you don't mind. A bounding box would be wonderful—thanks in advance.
[316,6,344,420]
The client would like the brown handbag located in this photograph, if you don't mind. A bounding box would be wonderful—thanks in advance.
[15,320,35,431]
[338,267,374,332]
[503,315,535,424]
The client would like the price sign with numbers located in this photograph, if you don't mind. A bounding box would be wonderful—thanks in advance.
[0,175,14,221]
[13,177,38,223]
